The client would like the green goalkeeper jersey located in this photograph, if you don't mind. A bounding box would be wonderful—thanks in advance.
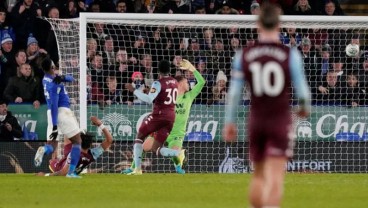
[170,70,205,137]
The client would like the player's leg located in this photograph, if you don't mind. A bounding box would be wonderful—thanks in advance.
[248,121,268,208]
[155,123,181,158]
[167,136,186,174]
[121,134,154,174]
[263,157,287,207]
[249,161,266,208]
[58,107,82,178]
[66,133,82,178]
[34,110,59,167]
[129,115,157,175]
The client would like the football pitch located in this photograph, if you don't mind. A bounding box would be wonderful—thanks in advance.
[0,174,367,208]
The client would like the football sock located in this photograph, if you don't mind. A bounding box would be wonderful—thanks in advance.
[130,152,145,169]
[44,144,54,155]
[68,144,81,174]
[159,147,180,157]
[172,157,180,166]
[133,143,143,169]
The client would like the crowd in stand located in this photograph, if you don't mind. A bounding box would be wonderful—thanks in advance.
[0,0,367,112]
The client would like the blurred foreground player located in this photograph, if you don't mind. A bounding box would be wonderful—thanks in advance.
[223,3,311,208]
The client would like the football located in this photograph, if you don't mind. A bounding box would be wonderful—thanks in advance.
[345,43,360,57]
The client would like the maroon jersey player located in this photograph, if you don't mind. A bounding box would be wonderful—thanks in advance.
[223,3,310,208]
[36,116,113,176]
[125,59,179,175]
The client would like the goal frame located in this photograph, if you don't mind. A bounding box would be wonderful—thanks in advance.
[78,13,368,130]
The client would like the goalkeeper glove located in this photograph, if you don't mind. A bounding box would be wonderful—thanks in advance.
[53,75,65,84]
[49,125,58,140]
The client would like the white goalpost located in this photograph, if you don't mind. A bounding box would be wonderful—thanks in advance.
[46,14,368,173]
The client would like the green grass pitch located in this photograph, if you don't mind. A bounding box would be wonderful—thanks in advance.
[0,174,367,208]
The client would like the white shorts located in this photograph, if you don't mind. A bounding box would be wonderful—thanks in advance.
[47,107,80,140]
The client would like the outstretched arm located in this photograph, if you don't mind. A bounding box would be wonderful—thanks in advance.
[180,59,206,99]
[225,50,244,124]
[223,50,244,142]
[289,48,311,117]
[90,116,113,160]
[131,81,161,104]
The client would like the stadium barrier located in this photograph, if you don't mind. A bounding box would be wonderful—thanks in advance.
[1,141,367,173]
[8,104,368,142]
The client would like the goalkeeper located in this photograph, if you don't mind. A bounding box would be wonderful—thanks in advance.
[122,59,205,174]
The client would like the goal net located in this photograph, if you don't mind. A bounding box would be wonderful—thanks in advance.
[46,14,368,173]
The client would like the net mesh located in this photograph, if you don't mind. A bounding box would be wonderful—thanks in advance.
[46,15,368,173]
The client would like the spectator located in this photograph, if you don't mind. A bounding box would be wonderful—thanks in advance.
[280,26,302,48]
[89,53,105,87]
[45,7,59,65]
[194,5,206,14]
[358,52,368,87]
[292,0,314,15]
[160,0,189,14]
[103,76,123,105]
[215,1,239,14]
[201,28,214,51]
[185,34,202,63]
[0,7,15,47]
[332,57,345,79]
[116,0,128,13]
[229,37,241,57]
[212,70,227,104]
[89,23,108,50]
[137,53,154,87]
[250,1,260,15]
[87,38,98,67]
[0,100,22,141]
[10,0,41,49]
[3,63,41,108]
[94,0,116,12]
[108,48,135,103]
[300,37,318,95]
[316,44,332,77]
[130,32,147,60]
[171,52,183,74]
[89,2,101,12]
[316,70,342,105]
[130,71,148,104]
[102,36,116,67]
[0,33,14,98]
[342,73,365,107]
[26,34,47,79]
[87,73,104,104]
[323,0,344,16]
[193,57,214,104]
[211,38,231,75]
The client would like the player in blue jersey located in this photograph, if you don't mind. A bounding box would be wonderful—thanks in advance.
[34,57,82,178]
[223,3,310,208]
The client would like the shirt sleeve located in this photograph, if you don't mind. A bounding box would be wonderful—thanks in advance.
[63,75,74,82]
[90,145,104,160]
[187,70,206,100]
[225,50,244,124]
[289,48,311,111]
[47,83,59,126]
[133,81,161,104]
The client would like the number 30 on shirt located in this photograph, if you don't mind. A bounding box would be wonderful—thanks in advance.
[164,88,178,105]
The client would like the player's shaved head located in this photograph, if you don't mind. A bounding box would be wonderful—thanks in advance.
[159,59,171,75]
[259,2,280,31]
